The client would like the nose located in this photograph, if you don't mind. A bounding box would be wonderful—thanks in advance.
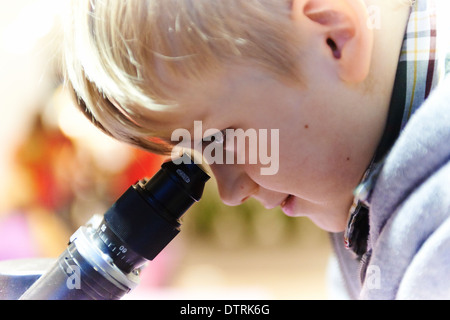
[209,163,259,206]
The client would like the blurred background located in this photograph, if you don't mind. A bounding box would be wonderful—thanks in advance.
[0,0,332,300]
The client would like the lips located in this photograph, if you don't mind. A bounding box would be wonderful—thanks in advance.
[281,195,296,216]
[280,195,290,208]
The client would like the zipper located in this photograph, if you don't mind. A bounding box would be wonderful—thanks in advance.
[359,249,373,285]
[329,232,362,299]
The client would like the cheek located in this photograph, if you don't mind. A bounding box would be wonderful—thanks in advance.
[243,138,297,193]
[250,130,350,199]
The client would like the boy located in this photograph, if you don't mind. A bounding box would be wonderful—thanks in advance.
[63,0,450,299]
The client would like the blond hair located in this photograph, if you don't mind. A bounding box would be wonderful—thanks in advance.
[63,0,299,154]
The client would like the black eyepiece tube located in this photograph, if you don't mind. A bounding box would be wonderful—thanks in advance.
[19,155,209,300]
[100,158,210,272]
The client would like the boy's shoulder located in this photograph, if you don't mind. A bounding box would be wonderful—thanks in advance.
[362,159,450,299]
[370,76,450,240]
[362,76,450,299]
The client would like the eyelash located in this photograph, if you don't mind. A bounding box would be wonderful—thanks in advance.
[202,129,227,147]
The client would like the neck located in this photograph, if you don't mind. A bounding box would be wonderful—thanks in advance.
[358,0,412,161]
[366,0,411,97]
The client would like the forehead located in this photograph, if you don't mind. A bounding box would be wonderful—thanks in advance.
[165,62,280,111]
[155,65,231,124]
[154,60,299,145]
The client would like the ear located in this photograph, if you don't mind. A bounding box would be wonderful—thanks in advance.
[291,0,373,83]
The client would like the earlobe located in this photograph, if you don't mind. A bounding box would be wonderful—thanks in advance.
[291,0,373,83]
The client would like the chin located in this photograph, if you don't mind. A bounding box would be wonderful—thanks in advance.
[283,196,349,233]
[308,213,348,233]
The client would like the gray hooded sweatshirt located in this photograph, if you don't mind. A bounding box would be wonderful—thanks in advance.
[330,0,450,299]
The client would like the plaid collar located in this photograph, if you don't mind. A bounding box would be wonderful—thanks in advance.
[344,0,450,257]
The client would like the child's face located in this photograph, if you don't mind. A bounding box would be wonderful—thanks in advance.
[161,62,376,232]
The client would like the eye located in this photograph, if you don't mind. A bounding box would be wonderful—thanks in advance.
[202,129,226,147]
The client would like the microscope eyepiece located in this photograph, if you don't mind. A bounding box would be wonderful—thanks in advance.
[94,157,210,273]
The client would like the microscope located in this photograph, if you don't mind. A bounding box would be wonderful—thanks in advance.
[0,155,209,300]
